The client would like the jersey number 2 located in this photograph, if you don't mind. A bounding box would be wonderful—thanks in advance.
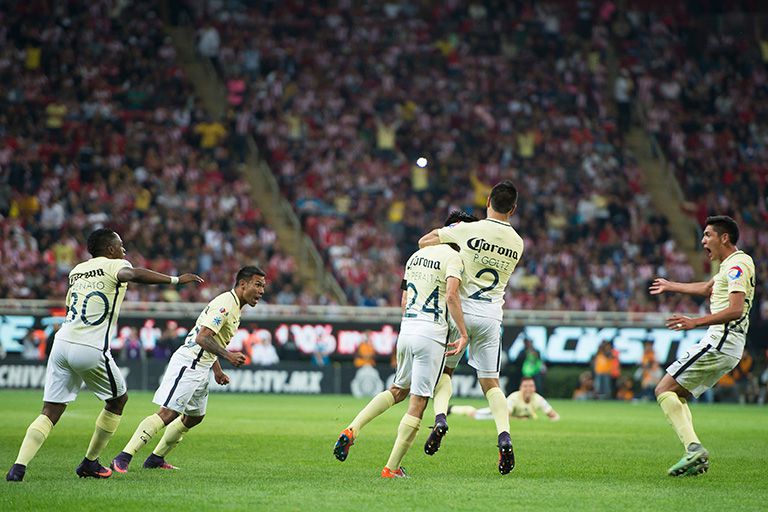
[468,268,499,302]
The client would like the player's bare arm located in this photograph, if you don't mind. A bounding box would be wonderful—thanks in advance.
[117,267,204,286]
[212,360,230,385]
[400,290,408,316]
[547,410,560,421]
[445,276,468,357]
[667,291,745,331]
[649,278,714,297]
[195,326,246,367]
[418,229,441,248]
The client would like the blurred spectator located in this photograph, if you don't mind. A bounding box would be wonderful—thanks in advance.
[573,371,595,400]
[616,376,634,401]
[251,330,280,366]
[637,341,664,401]
[593,342,614,399]
[353,336,376,368]
[21,330,45,361]
[733,349,755,404]
[520,338,546,392]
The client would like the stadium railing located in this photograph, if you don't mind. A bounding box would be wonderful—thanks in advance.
[0,299,668,327]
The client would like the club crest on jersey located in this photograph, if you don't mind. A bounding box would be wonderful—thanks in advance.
[727,266,743,281]
[219,307,228,316]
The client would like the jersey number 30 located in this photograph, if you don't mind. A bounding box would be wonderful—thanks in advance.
[405,284,444,322]
[65,291,110,326]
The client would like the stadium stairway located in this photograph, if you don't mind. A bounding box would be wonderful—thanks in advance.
[164,23,348,304]
[624,128,705,278]
[604,38,705,280]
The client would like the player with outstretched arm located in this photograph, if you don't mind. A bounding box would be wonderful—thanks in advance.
[650,215,755,476]
[6,229,203,482]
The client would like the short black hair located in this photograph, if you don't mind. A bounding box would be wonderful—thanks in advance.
[489,180,518,213]
[87,229,118,257]
[234,265,266,287]
[705,215,739,244]
[443,210,479,226]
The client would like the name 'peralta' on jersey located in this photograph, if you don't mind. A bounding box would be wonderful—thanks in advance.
[57,257,133,351]
[437,218,524,321]
[176,290,242,368]
[710,250,755,336]
[401,244,463,337]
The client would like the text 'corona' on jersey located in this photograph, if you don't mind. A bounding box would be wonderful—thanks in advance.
[408,256,441,270]
[466,237,519,260]
[68,268,106,285]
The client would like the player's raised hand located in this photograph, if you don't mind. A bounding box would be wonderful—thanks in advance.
[649,278,671,295]
[666,314,696,331]
[446,335,468,357]
[227,351,247,367]
[214,372,231,385]
[178,273,204,285]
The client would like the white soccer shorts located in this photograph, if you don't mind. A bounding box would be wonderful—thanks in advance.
[445,314,502,379]
[667,340,740,398]
[392,332,447,398]
[153,353,210,416]
[43,339,126,403]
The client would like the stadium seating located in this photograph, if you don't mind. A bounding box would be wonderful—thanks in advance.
[200,1,701,312]
[614,4,768,320]
[0,1,328,305]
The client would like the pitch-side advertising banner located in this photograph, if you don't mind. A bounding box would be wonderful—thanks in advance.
[0,313,706,366]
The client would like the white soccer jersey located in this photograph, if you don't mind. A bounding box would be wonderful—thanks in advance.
[401,244,463,337]
[506,391,553,419]
[176,290,242,369]
[710,250,755,337]
[437,218,524,321]
[57,257,132,351]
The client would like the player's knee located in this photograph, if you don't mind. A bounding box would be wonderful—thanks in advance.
[106,393,128,414]
[478,378,499,394]
[157,407,180,425]
[443,367,455,377]
[407,396,428,418]
[41,402,66,425]
[389,386,409,403]
[182,415,204,428]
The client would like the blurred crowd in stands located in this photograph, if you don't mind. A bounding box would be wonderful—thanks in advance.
[195,0,703,314]
[0,0,326,305]
[0,0,765,332]
[611,3,768,323]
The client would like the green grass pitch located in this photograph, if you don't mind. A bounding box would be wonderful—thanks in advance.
[1,390,766,511]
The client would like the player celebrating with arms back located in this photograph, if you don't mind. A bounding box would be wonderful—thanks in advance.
[650,215,755,476]
[418,180,523,475]
[333,212,470,478]
[6,229,203,482]
[111,266,266,473]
